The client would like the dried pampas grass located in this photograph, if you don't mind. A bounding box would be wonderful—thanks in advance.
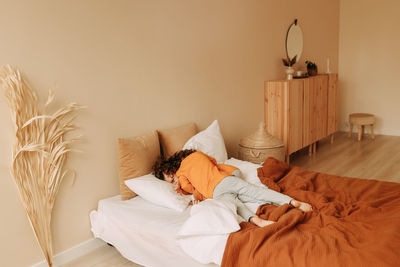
[0,65,84,267]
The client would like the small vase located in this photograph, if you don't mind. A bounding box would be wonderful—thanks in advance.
[307,67,318,76]
[285,67,294,80]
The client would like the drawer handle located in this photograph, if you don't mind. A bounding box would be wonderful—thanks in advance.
[250,150,261,158]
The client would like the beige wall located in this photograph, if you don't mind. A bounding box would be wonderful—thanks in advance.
[0,1,339,266]
[339,0,400,135]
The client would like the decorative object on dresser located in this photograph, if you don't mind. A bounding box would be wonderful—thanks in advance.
[348,113,376,141]
[294,70,308,79]
[282,56,297,80]
[326,58,331,74]
[305,60,318,76]
[264,74,338,163]
[238,122,285,164]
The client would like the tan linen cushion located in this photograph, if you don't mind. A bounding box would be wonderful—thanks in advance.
[118,131,160,200]
[158,123,198,158]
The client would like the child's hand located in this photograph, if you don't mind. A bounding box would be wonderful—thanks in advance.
[172,176,180,191]
[189,200,200,206]
[290,199,313,212]
[176,190,184,196]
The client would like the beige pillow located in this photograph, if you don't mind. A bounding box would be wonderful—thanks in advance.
[158,123,198,158]
[118,131,160,200]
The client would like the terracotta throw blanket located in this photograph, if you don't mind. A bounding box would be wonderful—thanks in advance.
[221,158,400,267]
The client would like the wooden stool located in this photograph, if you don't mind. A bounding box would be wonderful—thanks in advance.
[348,113,376,141]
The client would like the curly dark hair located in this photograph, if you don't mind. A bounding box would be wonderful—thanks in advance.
[153,149,196,180]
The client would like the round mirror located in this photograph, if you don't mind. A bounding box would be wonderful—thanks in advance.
[285,20,303,62]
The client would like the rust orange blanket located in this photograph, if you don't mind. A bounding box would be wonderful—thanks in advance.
[221,158,400,267]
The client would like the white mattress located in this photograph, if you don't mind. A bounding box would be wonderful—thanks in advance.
[90,195,218,267]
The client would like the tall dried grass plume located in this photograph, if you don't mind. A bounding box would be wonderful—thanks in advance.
[0,65,84,267]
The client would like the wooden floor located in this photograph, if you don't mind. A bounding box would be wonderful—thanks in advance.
[64,132,400,266]
[291,132,400,183]
[60,244,142,267]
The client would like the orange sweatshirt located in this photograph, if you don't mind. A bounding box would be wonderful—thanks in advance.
[176,151,238,200]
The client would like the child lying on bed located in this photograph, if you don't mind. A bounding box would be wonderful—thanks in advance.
[153,149,312,227]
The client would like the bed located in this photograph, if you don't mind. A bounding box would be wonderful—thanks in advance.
[90,196,218,267]
[90,156,262,267]
[90,121,400,267]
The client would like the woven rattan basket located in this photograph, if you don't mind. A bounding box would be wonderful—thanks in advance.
[238,122,285,164]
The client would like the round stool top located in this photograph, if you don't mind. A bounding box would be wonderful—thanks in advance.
[349,113,376,125]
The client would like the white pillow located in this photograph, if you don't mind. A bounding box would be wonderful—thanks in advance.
[224,157,265,187]
[124,174,191,212]
[183,120,228,163]
[179,199,241,236]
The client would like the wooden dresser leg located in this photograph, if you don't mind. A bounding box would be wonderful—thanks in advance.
[313,142,316,153]
[357,125,362,141]
[330,134,334,144]
[348,123,353,138]
[371,124,375,139]
[308,145,312,156]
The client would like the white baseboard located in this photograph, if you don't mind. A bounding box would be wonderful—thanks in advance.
[31,238,106,267]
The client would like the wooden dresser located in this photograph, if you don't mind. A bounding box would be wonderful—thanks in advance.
[264,74,338,162]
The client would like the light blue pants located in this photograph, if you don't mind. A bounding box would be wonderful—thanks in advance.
[213,176,293,222]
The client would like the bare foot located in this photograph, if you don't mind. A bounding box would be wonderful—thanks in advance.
[250,216,276,227]
[290,199,313,212]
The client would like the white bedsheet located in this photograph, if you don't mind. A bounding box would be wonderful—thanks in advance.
[90,195,217,267]
[177,199,242,265]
